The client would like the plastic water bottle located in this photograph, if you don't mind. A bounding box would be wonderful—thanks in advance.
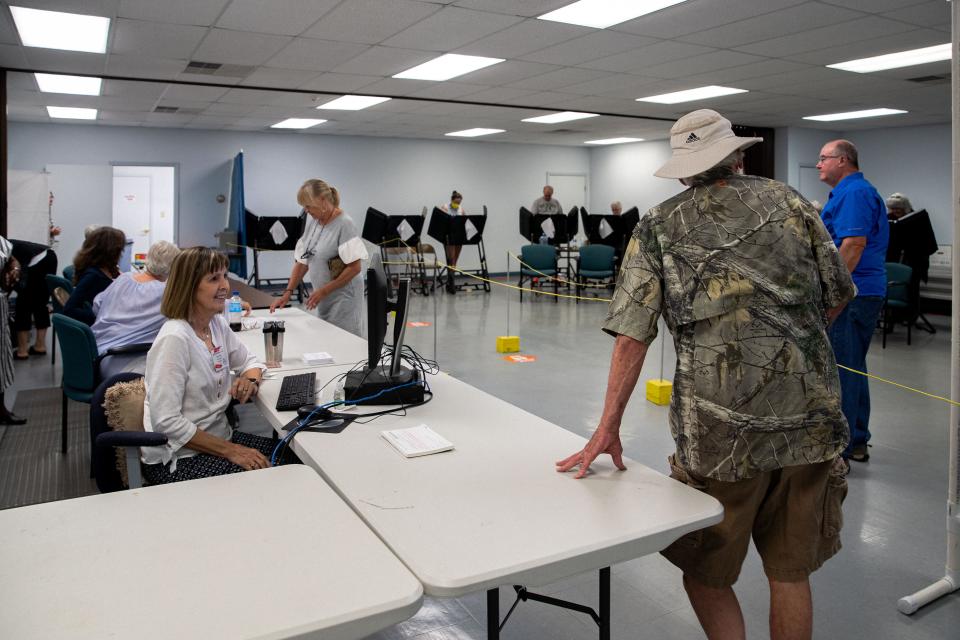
[539,232,548,245]
[228,291,243,332]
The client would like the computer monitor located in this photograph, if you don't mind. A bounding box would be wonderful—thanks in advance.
[344,256,422,405]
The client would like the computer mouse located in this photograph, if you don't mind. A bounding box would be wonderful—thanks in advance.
[297,404,333,420]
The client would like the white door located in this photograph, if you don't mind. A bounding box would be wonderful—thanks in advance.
[113,176,152,257]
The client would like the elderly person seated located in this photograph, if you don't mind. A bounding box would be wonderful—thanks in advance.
[91,241,181,379]
[885,192,938,329]
[140,247,273,485]
[64,226,126,325]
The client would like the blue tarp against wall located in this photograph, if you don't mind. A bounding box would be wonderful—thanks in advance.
[227,151,247,278]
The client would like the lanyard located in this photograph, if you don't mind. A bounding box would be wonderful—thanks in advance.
[299,219,325,261]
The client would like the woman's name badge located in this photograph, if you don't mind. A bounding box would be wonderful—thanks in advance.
[211,345,227,372]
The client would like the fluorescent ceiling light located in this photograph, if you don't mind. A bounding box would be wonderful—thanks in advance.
[538,0,688,29]
[35,73,102,96]
[46,106,97,120]
[637,85,747,104]
[827,43,951,73]
[270,118,326,129]
[317,95,391,110]
[803,108,907,122]
[584,137,645,145]
[445,128,505,138]
[10,6,110,54]
[522,111,599,124]
[393,54,504,81]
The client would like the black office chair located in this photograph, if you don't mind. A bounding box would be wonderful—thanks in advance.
[91,373,166,491]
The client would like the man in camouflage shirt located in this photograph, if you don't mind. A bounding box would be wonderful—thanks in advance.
[557,110,855,640]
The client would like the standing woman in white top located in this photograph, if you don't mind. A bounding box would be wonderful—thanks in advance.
[141,247,274,484]
[439,190,465,294]
[270,179,368,336]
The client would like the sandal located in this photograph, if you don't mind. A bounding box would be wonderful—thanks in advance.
[28,347,47,356]
[13,352,28,360]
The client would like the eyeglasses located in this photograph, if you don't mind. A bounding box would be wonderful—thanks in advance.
[817,155,841,163]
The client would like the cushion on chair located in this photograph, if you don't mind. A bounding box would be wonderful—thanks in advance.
[53,287,70,307]
[103,378,146,488]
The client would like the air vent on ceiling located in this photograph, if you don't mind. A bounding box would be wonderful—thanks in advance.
[548,128,578,133]
[154,105,179,113]
[153,105,204,115]
[907,74,949,84]
[183,60,255,78]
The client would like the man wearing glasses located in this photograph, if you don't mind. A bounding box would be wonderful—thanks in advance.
[817,140,889,466]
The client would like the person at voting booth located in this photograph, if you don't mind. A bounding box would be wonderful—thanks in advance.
[270,179,368,336]
[440,190,466,294]
[531,185,563,216]
[557,109,855,640]
[141,247,272,484]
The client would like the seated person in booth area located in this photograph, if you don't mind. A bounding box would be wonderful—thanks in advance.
[64,226,126,325]
[440,190,466,294]
[531,185,563,215]
[91,241,181,378]
[885,192,938,320]
[140,247,273,485]
[610,201,623,215]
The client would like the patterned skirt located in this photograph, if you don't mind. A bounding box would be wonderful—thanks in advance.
[142,431,297,485]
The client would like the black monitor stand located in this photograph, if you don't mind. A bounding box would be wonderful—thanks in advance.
[427,205,491,293]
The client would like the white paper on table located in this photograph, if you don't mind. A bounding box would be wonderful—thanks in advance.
[540,217,556,239]
[302,351,334,365]
[598,218,614,239]
[464,219,479,241]
[269,220,288,245]
[381,424,454,458]
[397,219,416,242]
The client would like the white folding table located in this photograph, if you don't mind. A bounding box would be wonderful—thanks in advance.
[0,465,423,640]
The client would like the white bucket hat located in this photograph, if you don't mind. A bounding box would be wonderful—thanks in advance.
[655,109,762,179]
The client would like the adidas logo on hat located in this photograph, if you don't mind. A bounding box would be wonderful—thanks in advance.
[685,132,701,144]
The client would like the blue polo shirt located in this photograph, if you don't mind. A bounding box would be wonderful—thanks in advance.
[820,172,889,297]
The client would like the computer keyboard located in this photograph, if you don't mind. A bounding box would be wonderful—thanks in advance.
[275,372,317,411]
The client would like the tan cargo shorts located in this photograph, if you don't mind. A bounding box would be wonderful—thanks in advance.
[661,456,848,588]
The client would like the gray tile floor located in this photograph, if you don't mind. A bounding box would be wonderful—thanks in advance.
[10,285,958,639]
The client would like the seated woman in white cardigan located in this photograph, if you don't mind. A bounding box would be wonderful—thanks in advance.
[140,247,274,484]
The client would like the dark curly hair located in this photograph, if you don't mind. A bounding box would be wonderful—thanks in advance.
[72,226,126,284]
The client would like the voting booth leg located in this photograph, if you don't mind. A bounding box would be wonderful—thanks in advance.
[490,568,611,639]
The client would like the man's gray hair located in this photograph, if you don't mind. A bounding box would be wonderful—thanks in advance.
[145,240,181,278]
[832,139,859,168]
[885,192,912,213]
[683,149,744,187]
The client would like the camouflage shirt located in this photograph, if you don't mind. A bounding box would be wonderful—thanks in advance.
[603,174,856,481]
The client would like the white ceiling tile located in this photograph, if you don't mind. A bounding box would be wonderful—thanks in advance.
[825,0,928,12]
[192,28,292,66]
[144,112,196,124]
[111,19,207,58]
[456,60,560,86]
[882,1,951,29]
[5,71,38,91]
[612,0,809,38]
[106,54,187,78]
[457,86,539,104]
[261,91,319,107]
[97,94,158,111]
[555,74,662,98]
[297,72,380,93]
[737,66,853,91]
[680,59,812,85]
[7,89,46,106]
[203,102,255,116]
[678,2,865,48]
[14,1,120,16]
[0,43,28,68]
[454,19,592,60]
[407,82,490,100]
[118,0,229,26]
[735,16,917,57]
[348,77,437,97]
[518,31,658,67]
[160,84,231,101]
[0,6,20,45]
[450,1,571,17]
[785,28,948,65]
[240,66,321,88]
[103,79,167,99]
[504,67,614,92]
[580,41,716,73]
[218,88,279,105]
[301,0,440,44]
[215,0,340,36]
[7,104,48,118]
[381,6,523,52]
[266,38,370,71]
[22,48,107,75]
[97,109,146,123]
[640,50,767,79]
[330,46,435,76]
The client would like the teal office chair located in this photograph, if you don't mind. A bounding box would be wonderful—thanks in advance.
[45,274,74,365]
[62,264,75,283]
[575,245,616,303]
[518,244,558,303]
[51,313,152,455]
[882,262,912,348]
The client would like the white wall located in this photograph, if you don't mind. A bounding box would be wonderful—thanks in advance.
[45,163,112,274]
[588,139,684,216]
[9,123,590,276]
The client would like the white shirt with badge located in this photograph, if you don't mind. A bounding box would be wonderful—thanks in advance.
[141,314,266,469]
